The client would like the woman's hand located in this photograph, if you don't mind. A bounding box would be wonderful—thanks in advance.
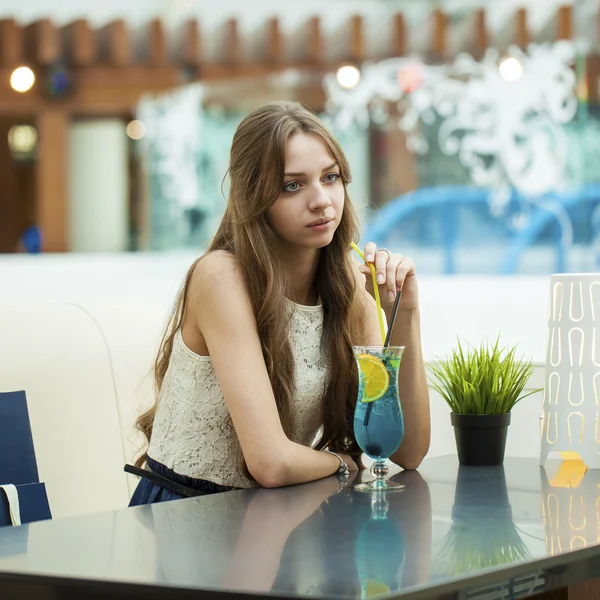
[358,242,419,312]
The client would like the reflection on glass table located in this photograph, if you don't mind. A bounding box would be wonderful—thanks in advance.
[355,491,404,597]
[150,476,341,594]
[541,459,600,556]
[275,469,432,598]
[432,465,531,578]
[3,457,598,600]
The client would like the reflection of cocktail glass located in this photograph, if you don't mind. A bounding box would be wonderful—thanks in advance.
[356,492,405,597]
[353,346,405,492]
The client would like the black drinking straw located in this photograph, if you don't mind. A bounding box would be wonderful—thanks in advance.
[363,290,403,427]
[383,289,402,348]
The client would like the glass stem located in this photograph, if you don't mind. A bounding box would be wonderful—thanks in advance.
[371,460,388,488]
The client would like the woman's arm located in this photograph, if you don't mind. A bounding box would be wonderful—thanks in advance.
[187,251,357,488]
[354,246,431,470]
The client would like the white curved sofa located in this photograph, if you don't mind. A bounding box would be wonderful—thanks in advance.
[0,300,166,520]
[0,253,549,520]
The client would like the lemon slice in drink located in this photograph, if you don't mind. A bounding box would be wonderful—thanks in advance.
[357,354,389,403]
[364,579,391,596]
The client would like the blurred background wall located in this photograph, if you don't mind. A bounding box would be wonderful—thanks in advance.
[0,0,599,275]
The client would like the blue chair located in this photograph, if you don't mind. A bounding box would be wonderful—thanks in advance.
[361,185,600,274]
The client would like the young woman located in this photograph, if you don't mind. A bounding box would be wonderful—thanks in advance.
[127,101,430,505]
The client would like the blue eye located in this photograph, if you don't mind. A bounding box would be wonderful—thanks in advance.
[323,173,341,183]
[283,181,300,193]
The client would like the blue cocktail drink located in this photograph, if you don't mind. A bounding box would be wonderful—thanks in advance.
[353,346,405,492]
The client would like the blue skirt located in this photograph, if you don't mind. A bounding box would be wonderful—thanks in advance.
[128,457,235,506]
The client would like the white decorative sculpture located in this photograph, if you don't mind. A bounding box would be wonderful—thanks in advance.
[540,274,600,469]
[324,42,576,202]
[137,83,204,215]
[323,42,577,249]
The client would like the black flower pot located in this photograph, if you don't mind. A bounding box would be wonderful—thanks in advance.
[450,413,511,466]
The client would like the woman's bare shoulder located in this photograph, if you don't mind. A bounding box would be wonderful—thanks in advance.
[187,250,250,309]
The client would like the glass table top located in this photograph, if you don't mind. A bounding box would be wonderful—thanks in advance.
[0,455,598,599]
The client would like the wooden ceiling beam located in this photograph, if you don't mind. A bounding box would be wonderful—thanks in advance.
[474,8,488,59]
[432,9,448,60]
[99,20,131,66]
[221,18,240,67]
[392,13,406,57]
[0,19,23,67]
[147,18,167,66]
[307,16,323,65]
[515,8,529,49]
[348,15,364,62]
[63,20,96,67]
[180,19,201,68]
[556,5,573,41]
[0,5,577,110]
[75,65,179,108]
[266,17,283,65]
[24,19,60,66]
[0,65,180,114]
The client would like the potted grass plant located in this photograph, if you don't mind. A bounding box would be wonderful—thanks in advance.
[428,336,540,466]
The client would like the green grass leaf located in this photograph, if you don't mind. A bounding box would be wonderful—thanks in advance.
[427,335,541,415]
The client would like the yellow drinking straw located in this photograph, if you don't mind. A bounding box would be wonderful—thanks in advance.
[350,242,386,344]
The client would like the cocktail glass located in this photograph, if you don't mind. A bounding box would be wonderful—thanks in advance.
[353,346,405,492]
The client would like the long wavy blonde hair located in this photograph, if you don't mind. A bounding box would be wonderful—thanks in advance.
[135,101,364,470]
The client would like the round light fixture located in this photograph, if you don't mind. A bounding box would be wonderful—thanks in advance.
[498,57,523,82]
[126,120,146,140]
[10,66,35,93]
[8,125,37,154]
[336,65,361,89]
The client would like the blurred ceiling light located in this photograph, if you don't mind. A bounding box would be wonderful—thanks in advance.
[397,63,423,93]
[10,66,35,93]
[336,65,361,89]
[8,125,37,154]
[498,57,523,82]
[126,120,146,140]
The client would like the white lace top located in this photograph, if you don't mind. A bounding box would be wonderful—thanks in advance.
[147,300,329,488]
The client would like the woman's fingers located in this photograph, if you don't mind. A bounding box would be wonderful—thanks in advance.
[360,243,415,289]
[386,257,399,301]
[363,242,378,264]
[395,257,416,293]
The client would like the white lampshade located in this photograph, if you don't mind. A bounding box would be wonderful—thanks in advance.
[540,273,600,469]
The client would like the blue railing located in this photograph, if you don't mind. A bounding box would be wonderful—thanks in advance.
[362,185,600,274]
